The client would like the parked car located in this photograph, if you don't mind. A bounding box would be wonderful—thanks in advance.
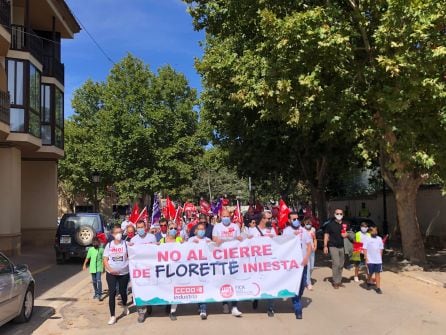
[316,217,376,249]
[0,252,34,327]
[54,213,109,264]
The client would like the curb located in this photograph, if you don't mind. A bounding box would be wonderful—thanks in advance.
[400,272,445,288]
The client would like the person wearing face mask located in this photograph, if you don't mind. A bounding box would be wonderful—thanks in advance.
[323,209,349,289]
[212,209,244,317]
[190,214,214,239]
[124,224,136,242]
[103,225,130,325]
[128,220,157,323]
[159,222,183,320]
[302,217,317,290]
[82,236,104,300]
[247,211,276,316]
[155,218,169,242]
[188,223,211,319]
[282,212,312,319]
[363,226,383,294]
[351,222,371,283]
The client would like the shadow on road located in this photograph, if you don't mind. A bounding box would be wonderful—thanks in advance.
[2,306,55,335]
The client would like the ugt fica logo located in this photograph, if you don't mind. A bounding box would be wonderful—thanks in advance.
[220,284,234,298]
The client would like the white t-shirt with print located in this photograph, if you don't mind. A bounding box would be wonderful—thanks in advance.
[248,226,277,237]
[212,223,241,241]
[130,233,157,245]
[363,236,384,264]
[188,236,211,244]
[282,226,313,248]
[103,240,129,275]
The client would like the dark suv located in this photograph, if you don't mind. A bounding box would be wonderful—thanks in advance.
[54,213,109,263]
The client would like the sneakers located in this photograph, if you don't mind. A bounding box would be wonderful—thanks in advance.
[107,316,116,325]
[122,306,129,316]
[200,311,207,320]
[267,309,274,317]
[169,312,177,321]
[295,313,303,320]
[354,276,360,283]
[307,284,313,290]
[222,304,230,314]
[231,307,242,317]
[375,288,383,294]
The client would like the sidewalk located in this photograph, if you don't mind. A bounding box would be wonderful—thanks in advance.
[10,245,55,275]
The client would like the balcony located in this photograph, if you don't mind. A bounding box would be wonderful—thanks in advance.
[0,0,10,30]
[0,90,9,125]
[11,24,44,64]
[43,55,64,84]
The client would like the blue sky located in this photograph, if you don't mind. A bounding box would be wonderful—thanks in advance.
[63,0,204,118]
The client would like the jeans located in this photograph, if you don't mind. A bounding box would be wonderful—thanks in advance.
[292,265,307,315]
[329,247,345,284]
[91,272,102,297]
[106,272,130,317]
[306,251,315,286]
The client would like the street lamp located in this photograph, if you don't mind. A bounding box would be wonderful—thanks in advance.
[92,173,100,213]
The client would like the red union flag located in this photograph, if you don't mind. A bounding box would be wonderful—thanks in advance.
[129,203,140,224]
[200,199,211,214]
[232,200,243,225]
[278,199,290,229]
[165,196,176,220]
[135,207,148,225]
[184,202,197,219]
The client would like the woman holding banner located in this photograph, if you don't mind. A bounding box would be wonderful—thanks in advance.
[103,225,130,325]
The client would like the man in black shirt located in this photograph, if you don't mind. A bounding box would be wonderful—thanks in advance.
[323,208,348,289]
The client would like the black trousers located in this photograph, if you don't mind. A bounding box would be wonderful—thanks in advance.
[106,272,130,316]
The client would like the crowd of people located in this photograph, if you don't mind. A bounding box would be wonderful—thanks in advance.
[82,202,384,326]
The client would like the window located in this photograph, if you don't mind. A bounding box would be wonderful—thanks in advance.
[10,107,25,131]
[0,255,12,275]
[41,84,52,145]
[55,88,64,148]
[29,64,41,138]
[7,59,24,106]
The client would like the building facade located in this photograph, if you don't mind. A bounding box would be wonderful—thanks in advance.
[0,0,80,255]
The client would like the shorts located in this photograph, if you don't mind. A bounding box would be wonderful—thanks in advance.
[367,263,383,274]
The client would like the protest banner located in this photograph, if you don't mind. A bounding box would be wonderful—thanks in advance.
[128,236,303,306]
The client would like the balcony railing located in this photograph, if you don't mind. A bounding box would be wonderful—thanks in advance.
[0,0,10,30]
[0,90,10,125]
[11,24,44,64]
[43,55,65,84]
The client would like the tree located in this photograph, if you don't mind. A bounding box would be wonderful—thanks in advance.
[59,54,204,205]
[185,0,446,263]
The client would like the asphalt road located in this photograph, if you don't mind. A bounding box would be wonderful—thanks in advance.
[3,255,446,335]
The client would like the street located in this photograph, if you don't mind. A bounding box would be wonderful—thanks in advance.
[2,255,446,335]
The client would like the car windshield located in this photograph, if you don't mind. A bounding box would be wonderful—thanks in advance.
[62,216,101,231]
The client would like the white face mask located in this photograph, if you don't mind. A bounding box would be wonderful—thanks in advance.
[335,214,343,220]
[360,227,368,233]
[114,233,122,241]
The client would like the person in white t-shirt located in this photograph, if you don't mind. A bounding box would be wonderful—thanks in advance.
[188,222,211,319]
[103,225,130,325]
[363,226,384,294]
[212,209,243,317]
[129,220,157,323]
[121,215,132,232]
[247,211,276,316]
[282,212,312,320]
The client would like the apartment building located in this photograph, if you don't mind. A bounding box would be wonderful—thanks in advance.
[0,0,80,255]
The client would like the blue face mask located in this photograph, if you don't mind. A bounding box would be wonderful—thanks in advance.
[169,228,177,237]
[291,219,301,228]
[137,228,145,236]
[197,230,205,238]
[221,217,231,226]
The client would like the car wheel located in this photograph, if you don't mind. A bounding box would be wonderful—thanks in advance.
[14,285,34,323]
[75,225,95,246]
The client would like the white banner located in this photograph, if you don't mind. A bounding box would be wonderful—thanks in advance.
[128,236,303,306]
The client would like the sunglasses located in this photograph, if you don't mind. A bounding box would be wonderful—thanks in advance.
[160,224,167,227]
[199,221,207,224]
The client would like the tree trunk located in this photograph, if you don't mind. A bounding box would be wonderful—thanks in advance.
[311,186,328,223]
[392,178,426,264]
